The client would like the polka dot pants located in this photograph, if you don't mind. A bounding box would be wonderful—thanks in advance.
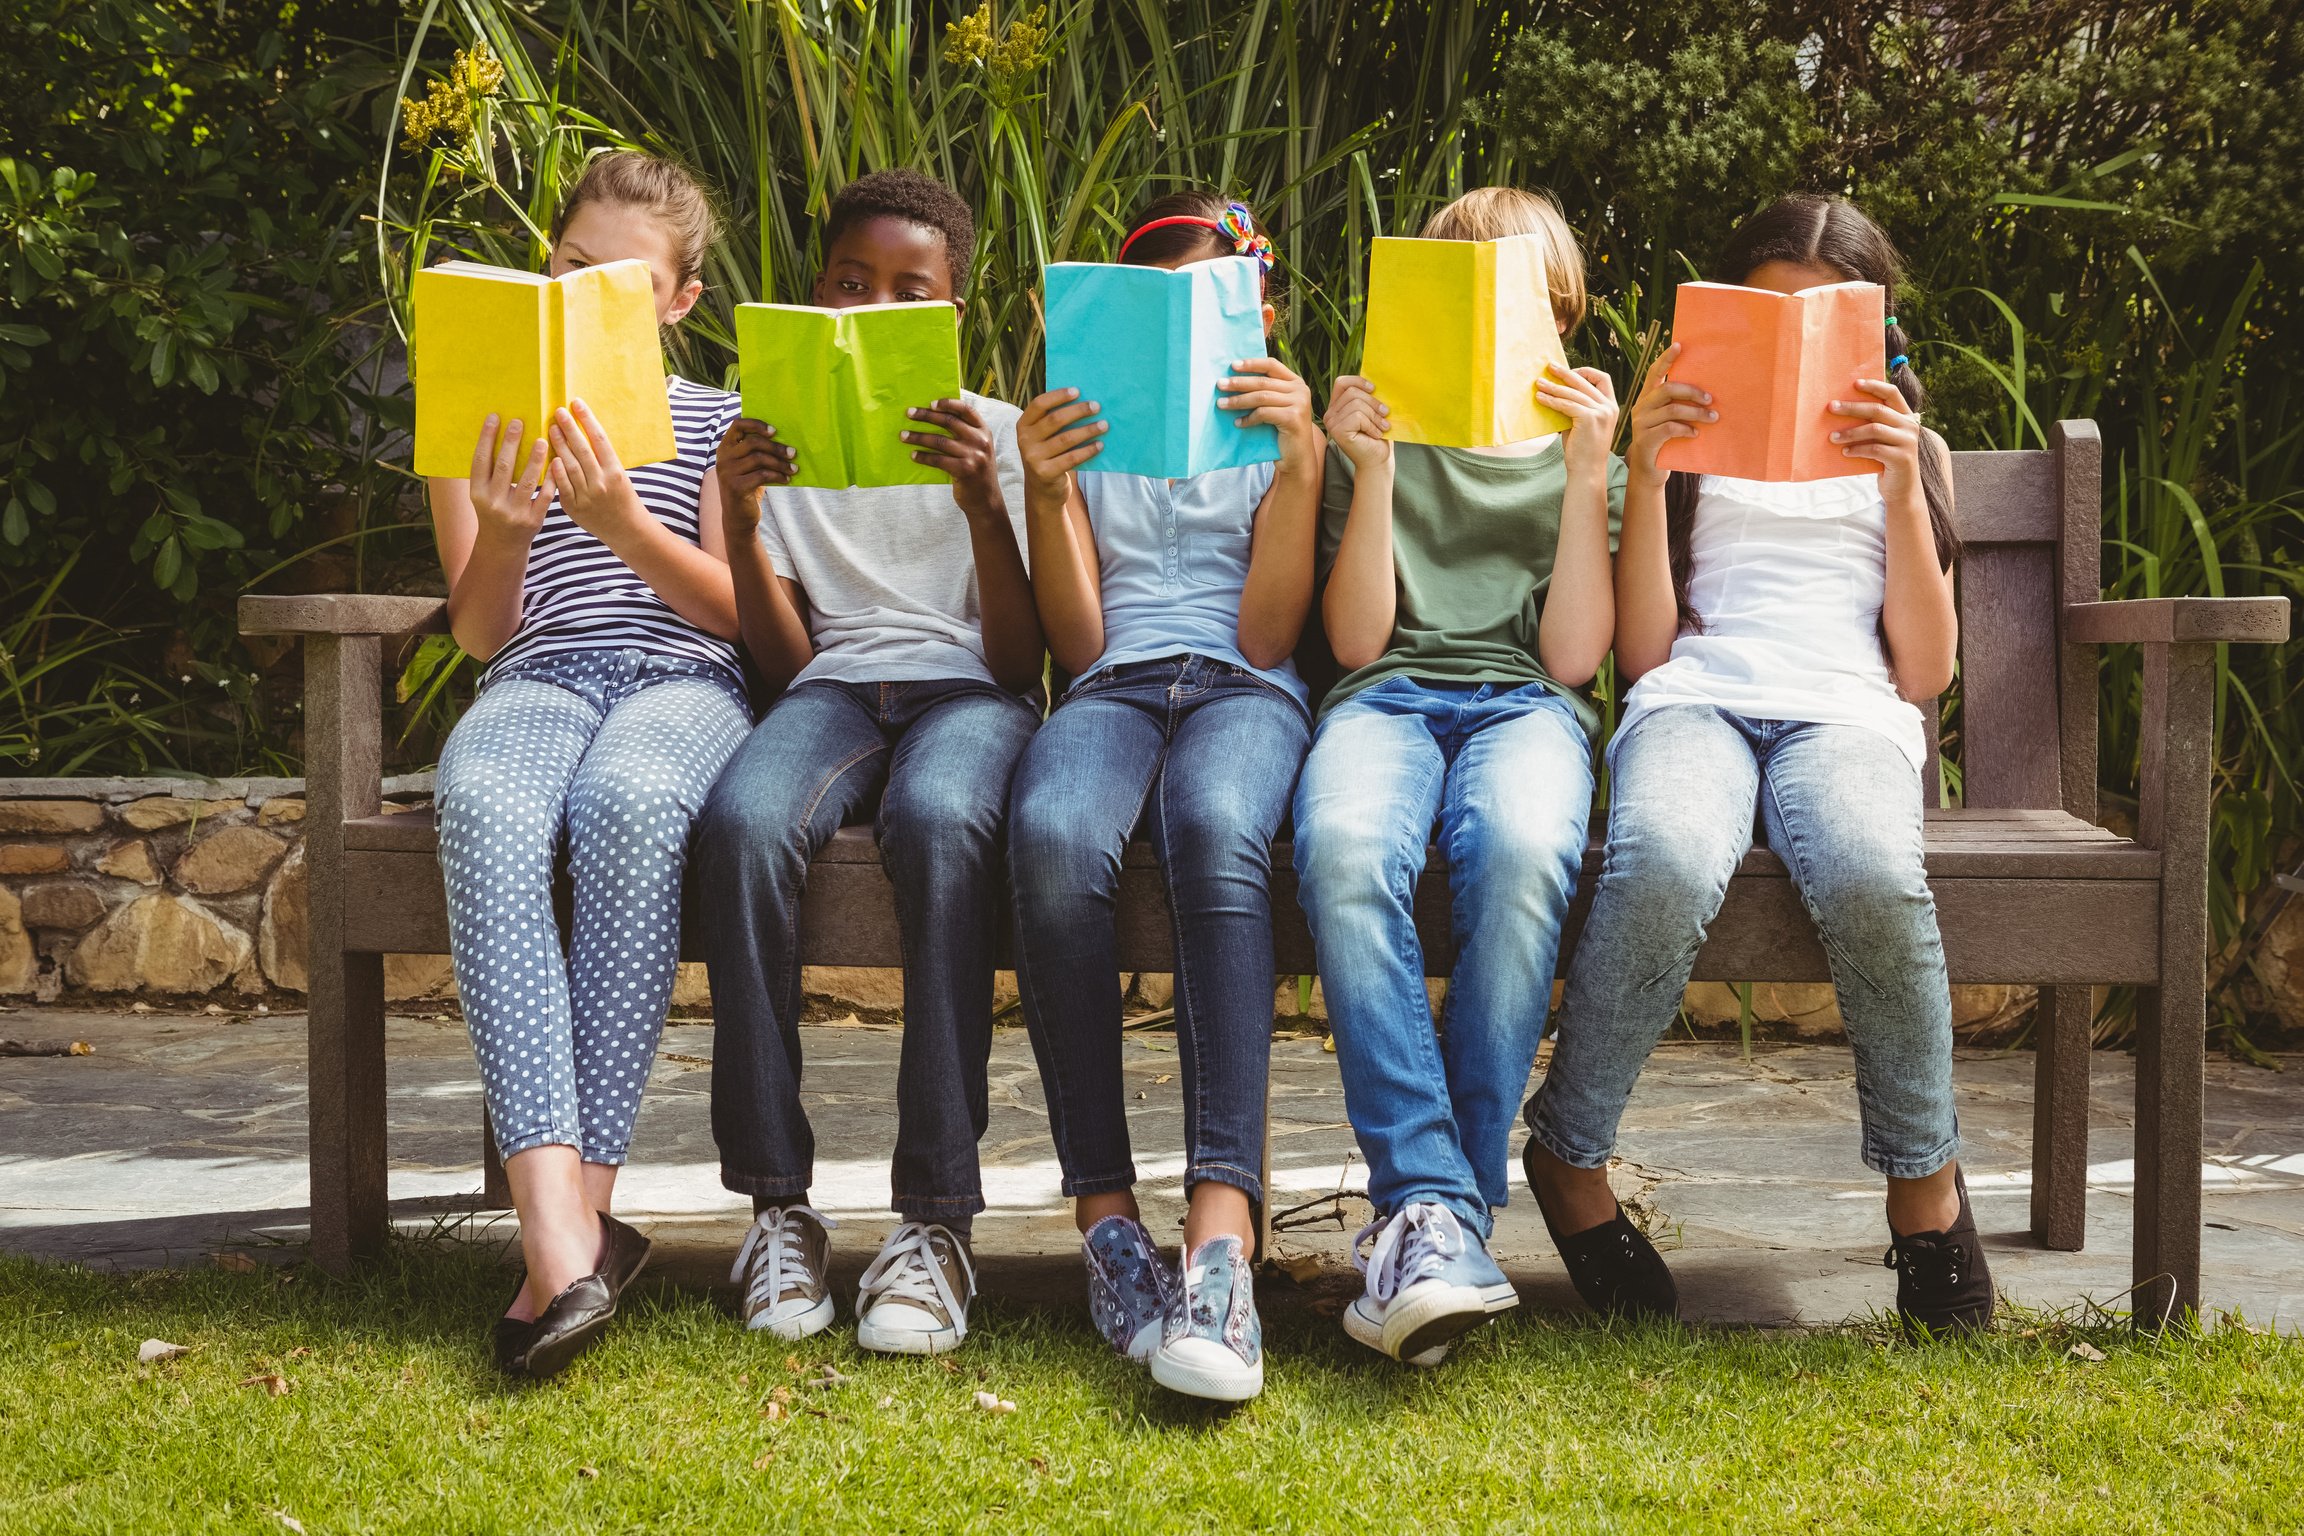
[436,648,750,1166]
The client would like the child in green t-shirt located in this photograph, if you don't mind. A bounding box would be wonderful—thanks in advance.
[1293,186,1626,1366]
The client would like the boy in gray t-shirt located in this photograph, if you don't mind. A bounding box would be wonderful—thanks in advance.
[696,170,1043,1358]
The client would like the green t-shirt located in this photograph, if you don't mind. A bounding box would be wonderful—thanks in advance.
[1315,440,1626,732]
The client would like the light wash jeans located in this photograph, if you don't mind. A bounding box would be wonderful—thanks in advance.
[1529,704,1959,1180]
[1292,678,1595,1238]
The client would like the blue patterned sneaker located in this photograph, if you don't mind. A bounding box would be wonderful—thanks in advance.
[1348,1203,1518,1361]
[1083,1214,1176,1361]
[1149,1235,1263,1402]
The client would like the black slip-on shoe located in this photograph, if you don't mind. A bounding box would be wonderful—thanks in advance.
[599,1212,653,1301]
[1885,1168,1996,1336]
[493,1276,537,1378]
[520,1273,617,1381]
[1525,1138,1680,1323]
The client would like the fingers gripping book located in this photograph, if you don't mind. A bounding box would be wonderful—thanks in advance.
[734,301,964,490]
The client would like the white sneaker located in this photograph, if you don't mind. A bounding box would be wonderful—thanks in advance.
[855,1222,975,1356]
[1348,1203,1518,1361]
[732,1205,837,1340]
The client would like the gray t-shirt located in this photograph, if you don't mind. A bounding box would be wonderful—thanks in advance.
[755,391,1031,687]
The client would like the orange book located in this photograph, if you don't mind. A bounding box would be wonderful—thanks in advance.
[1655,280,1887,481]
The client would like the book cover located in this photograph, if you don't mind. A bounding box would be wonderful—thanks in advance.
[1655,280,1888,481]
[1042,256,1279,479]
[734,301,962,490]
[412,259,674,478]
[1359,233,1571,447]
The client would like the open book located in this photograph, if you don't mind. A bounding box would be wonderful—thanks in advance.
[1041,256,1279,479]
[411,259,674,478]
[734,301,962,490]
[1359,233,1571,447]
[1656,280,1888,482]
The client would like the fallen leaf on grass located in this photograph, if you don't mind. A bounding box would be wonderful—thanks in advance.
[1270,1254,1319,1285]
[138,1339,190,1364]
[1029,1456,1049,1473]
[271,1511,306,1534]
[805,1364,852,1390]
[578,1466,599,1480]
[2069,1342,2108,1363]
[1154,1074,1172,1085]
[287,1347,311,1359]
[213,1251,259,1273]
[973,1391,1016,1415]
[761,1402,787,1423]
[736,1373,750,1387]
[939,1359,962,1375]
[784,1355,803,1375]
[239,1372,292,1396]
[752,1451,776,1470]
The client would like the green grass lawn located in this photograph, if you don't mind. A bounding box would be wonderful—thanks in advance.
[2,1244,2298,1534]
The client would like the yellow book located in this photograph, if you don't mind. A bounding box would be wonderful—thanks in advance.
[1359,233,1571,446]
[411,259,675,477]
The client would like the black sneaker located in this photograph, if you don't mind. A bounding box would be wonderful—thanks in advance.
[1884,1168,1995,1336]
[1523,1138,1679,1322]
[493,1275,536,1377]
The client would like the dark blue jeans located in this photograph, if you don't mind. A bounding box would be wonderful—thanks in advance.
[1008,655,1310,1207]
[696,678,1039,1223]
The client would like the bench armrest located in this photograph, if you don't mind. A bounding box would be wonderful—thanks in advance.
[240,594,449,637]
[2065,597,2290,646]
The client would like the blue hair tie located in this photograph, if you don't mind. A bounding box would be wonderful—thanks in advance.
[1889,353,1910,369]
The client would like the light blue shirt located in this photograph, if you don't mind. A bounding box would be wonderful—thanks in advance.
[1076,460,1307,706]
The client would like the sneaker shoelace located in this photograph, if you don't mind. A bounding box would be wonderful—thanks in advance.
[858,1221,974,1321]
[731,1204,836,1311]
[1884,1231,1969,1290]
[1352,1204,1466,1303]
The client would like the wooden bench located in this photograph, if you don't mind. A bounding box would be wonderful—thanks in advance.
[242,419,2287,1323]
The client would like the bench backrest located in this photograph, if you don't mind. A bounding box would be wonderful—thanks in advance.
[1941,420,2100,816]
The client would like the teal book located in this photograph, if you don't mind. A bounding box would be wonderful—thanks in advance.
[1042,256,1279,479]
[734,300,962,489]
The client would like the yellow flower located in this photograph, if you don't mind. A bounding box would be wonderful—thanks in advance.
[398,40,507,153]
[943,4,1054,103]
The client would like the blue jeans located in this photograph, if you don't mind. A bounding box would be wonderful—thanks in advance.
[436,649,750,1164]
[1009,655,1309,1207]
[1529,705,1958,1180]
[695,678,1039,1223]
[1291,678,1595,1238]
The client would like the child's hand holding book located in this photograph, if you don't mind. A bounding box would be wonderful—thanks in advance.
[1016,388,1108,508]
[715,418,798,537]
[467,414,551,547]
[903,399,1008,524]
[1828,378,1927,502]
[1216,357,1317,466]
[1322,376,1393,473]
[1536,361,1622,479]
[546,399,651,545]
[1623,343,1716,484]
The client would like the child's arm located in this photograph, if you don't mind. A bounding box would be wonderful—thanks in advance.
[547,399,740,639]
[1320,375,1398,672]
[429,415,548,662]
[1614,344,1714,683]
[1220,358,1324,670]
[904,399,1046,695]
[1532,362,1621,687]
[1832,379,1957,698]
[716,417,815,694]
[1014,388,1108,678]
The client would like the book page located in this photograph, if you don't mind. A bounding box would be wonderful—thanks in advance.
[1655,282,1788,481]
[838,302,962,489]
[1184,257,1279,477]
[1487,232,1571,443]
[1787,281,1888,481]
[1362,237,1482,447]
[736,305,844,488]
[1045,264,1184,477]
[556,259,675,470]
[411,265,551,478]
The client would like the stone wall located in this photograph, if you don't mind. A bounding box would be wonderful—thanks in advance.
[9,777,2299,1038]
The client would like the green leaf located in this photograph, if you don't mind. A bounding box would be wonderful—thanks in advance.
[150,535,181,589]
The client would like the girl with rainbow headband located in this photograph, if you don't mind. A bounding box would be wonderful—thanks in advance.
[1009,191,1320,1402]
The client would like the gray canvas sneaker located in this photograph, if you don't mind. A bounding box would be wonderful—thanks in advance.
[855,1222,976,1356]
[732,1205,837,1340]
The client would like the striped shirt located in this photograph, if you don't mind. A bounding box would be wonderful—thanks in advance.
[484,375,743,686]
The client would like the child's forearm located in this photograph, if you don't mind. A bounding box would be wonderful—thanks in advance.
[1322,467,1398,672]
[1022,482,1104,678]
[596,513,741,639]
[444,527,530,663]
[1611,470,1679,683]
[1537,462,1617,687]
[727,535,814,694]
[969,505,1048,694]
[1236,455,1322,670]
[1880,487,1958,699]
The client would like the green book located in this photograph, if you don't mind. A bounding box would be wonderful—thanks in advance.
[734,300,963,489]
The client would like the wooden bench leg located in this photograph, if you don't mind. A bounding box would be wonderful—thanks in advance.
[2029,985,2090,1250]
[481,1110,512,1210]
[2132,639,2212,1326]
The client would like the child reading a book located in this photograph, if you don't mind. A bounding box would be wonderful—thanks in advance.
[1293,187,1625,1366]
[697,169,1042,1356]
[1005,193,1318,1403]
[426,150,749,1379]
[1523,194,1990,1333]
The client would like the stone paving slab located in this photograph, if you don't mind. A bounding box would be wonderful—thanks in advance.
[2,1007,2300,1330]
